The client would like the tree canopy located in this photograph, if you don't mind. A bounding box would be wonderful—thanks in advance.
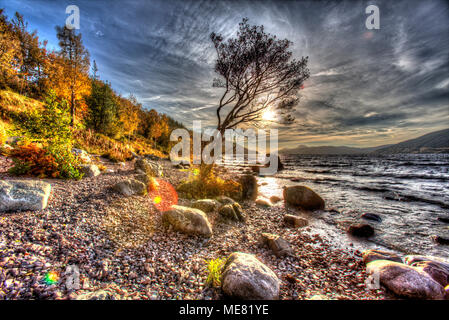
[210,18,310,132]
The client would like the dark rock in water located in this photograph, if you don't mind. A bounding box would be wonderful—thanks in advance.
[348,224,375,237]
[438,216,449,223]
[265,154,284,171]
[362,249,402,264]
[361,213,382,222]
[239,174,258,200]
[283,185,325,210]
[433,235,449,245]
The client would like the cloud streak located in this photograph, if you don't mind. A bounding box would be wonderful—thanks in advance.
[3,0,448,147]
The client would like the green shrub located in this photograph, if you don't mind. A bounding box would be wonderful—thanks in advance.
[204,257,227,288]
[9,91,82,179]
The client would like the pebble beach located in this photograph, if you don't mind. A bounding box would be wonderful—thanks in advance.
[0,157,389,300]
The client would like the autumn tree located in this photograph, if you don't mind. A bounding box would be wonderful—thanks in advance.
[55,25,90,126]
[210,18,310,133]
[117,94,140,138]
[11,12,47,96]
[0,9,22,90]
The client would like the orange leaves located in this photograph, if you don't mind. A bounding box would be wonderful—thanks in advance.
[8,142,59,178]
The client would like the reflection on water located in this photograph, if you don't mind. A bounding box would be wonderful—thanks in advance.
[222,154,449,258]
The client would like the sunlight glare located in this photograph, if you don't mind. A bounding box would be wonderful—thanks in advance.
[261,108,277,121]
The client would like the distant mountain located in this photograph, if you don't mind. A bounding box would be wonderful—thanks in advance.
[280,144,389,155]
[281,128,449,155]
[373,128,449,154]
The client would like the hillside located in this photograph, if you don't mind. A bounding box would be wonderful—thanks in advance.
[281,129,449,155]
[280,144,389,155]
[373,128,449,154]
[0,90,167,162]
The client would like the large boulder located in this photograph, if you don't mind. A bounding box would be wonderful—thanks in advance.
[79,164,100,178]
[134,159,162,177]
[362,249,402,264]
[162,205,212,237]
[366,260,445,299]
[283,186,325,210]
[404,255,449,287]
[413,261,449,287]
[221,252,280,300]
[191,199,220,213]
[0,180,51,212]
[261,233,293,257]
[113,179,147,196]
[239,175,258,200]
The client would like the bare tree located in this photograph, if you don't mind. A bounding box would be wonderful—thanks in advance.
[210,18,310,133]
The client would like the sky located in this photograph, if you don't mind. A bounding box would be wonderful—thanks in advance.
[2,0,448,148]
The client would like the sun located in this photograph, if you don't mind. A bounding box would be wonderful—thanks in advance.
[261,108,277,121]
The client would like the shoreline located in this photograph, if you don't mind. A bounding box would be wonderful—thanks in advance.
[1,157,389,299]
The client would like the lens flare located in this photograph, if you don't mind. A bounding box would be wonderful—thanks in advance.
[153,196,162,204]
[148,178,178,212]
[44,271,59,285]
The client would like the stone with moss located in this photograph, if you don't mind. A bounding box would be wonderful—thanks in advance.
[191,199,220,213]
[113,179,147,196]
[162,205,212,237]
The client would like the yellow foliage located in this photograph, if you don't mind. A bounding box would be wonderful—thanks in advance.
[177,164,242,200]
[73,129,132,163]
[0,120,6,145]
[0,89,43,117]
[204,258,227,288]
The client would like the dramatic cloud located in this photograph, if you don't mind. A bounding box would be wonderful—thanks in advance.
[4,0,448,147]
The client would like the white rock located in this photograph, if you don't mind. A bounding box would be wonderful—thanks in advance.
[0,180,51,212]
[79,164,101,177]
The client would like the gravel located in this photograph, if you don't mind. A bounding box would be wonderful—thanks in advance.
[0,159,389,300]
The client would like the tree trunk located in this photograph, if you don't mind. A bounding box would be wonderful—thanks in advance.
[70,91,75,126]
